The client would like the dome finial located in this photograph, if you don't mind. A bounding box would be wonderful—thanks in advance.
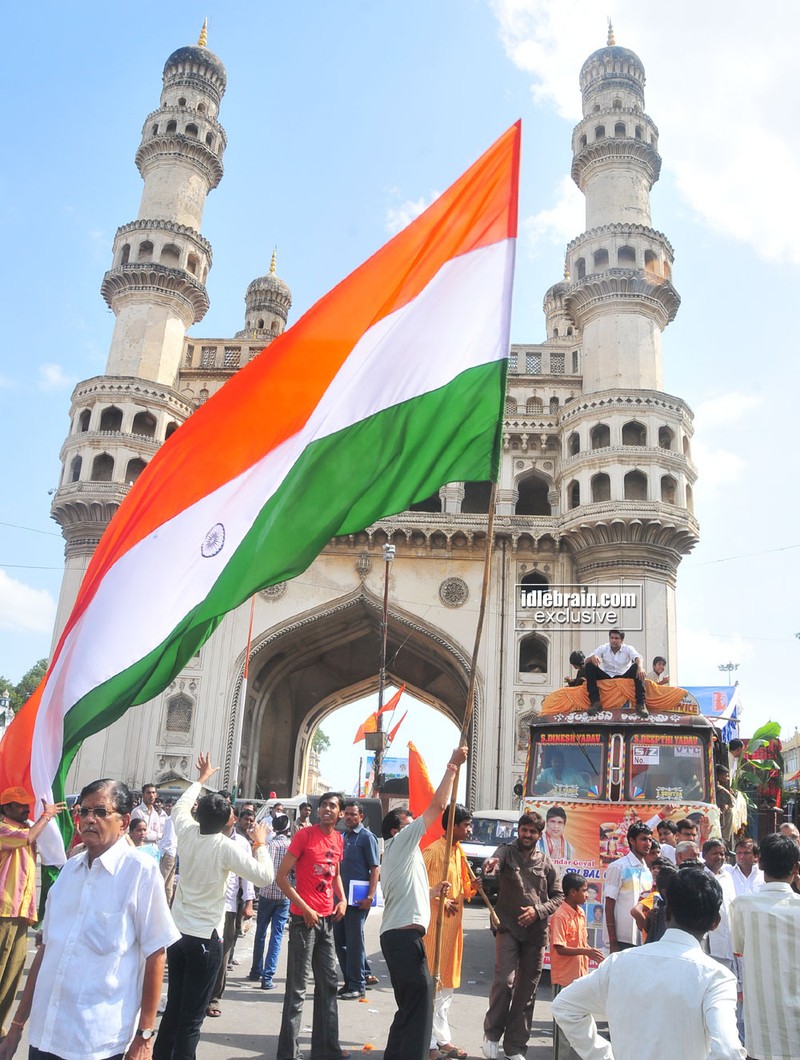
[270,246,278,275]
[198,18,208,48]
[607,18,615,46]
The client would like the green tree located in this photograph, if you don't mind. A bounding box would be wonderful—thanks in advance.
[311,727,330,755]
[0,658,49,713]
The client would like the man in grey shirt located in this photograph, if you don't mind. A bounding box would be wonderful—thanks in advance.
[379,745,468,1060]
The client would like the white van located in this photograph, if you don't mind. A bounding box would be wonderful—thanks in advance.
[461,810,519,899]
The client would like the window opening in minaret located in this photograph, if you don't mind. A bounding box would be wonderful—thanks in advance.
[197,102,206,114]
[462,481,492,514]
[682,436,691,458]
[575,258,586,280]
[595,125,605,140]
[515,474,551,516]
[91,453,114,482]
[622,421,646,446]
[624,470,648,501]
[568,480,580,509]
[125,458,146,484]
[99,406,123,432]
[166,120,177,133]
[165,421,179,440]
[161,244,181,267]
[644,250,659,275]
[590,424,610,449]
[78,409,91,433]
[591,473,610,502]
[686,484,694,513]
[151,124,158,136]
[519,633,548,674]
[137,240,154,262]
[69,455,82,483]
[614,122,626,137]
[658,426,674,450]
[187,253,199,275]
[618,246,636,266]
[205,133,215,147]
[579,134,587,148]
[132,411,157,439]
[635,125,643,139]
[185,123,198,138]
[661,476,677,505]
[120,244,131,265]
[568,432,580,456]
[593,249,609,269]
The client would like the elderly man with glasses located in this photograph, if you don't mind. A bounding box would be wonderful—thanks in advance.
[0,778,179,1060]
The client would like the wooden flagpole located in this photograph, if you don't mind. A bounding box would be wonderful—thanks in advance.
[431,481,498,987]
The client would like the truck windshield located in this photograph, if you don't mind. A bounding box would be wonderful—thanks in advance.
[627,732,708,802]
[470,817,518,846]
[529,731,605,799]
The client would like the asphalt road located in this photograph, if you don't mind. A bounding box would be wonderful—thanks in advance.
[14,904,558,1059]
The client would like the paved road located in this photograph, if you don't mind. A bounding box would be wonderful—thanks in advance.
[14,904,558,1058]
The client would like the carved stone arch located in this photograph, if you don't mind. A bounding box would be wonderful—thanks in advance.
[228,587,481,804]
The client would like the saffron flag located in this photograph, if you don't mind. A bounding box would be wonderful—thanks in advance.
[0,122,520,861]
[408,741,440,851]
[353,685,406,743]
[387,710,408,745]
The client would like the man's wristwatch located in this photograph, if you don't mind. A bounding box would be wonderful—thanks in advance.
[136,1028,155,1040]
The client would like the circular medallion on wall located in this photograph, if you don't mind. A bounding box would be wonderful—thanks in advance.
[439,576,469,608]
[260,582,287,601]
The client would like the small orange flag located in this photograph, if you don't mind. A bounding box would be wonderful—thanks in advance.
[407,741,441,850]
[387,710,408,745]
[353,685,406,744]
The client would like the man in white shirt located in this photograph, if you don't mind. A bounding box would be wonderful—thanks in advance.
[206,806,255,1017]
[703,838,736,971]
[131,783,164,849]
[553,867,745,1060]
[585,630,648,718]
[379,745,467,1060]
[603,821,653,951]
[153,753,273,1060]
[730,833,800,1060]
[159,811,178,905]
[2,778,180,1060]
[724,838,764,896]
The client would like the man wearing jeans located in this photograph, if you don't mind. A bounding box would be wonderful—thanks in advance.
[585,629,648,718]
[248,813,292,989]
[153,753,273,1060]
[276,792,349,1060]
[334,801,380,999]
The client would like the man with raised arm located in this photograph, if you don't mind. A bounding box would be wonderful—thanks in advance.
[379,745,468,1060]
[585,629,648,718]
[153,753,274,1060]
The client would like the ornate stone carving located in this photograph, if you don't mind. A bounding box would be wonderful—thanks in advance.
[355,553,372,578]
[260,582,287,601]
[439,577,469,608]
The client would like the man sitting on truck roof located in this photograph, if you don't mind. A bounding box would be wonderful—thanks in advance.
[585,629,648,719]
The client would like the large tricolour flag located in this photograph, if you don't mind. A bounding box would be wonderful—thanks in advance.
[0,121,520,860]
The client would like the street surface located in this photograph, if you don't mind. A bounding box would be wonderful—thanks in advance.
[14,904,558,1058]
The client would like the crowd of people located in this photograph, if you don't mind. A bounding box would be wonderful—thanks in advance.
[0,747,797,1060]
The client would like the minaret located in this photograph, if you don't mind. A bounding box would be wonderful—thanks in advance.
[556,26,698,666]
[49,27,227,639]
[235,249,292,341]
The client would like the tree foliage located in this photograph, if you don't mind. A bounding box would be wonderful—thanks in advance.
[0,658,49,713]
[311,727,330,755]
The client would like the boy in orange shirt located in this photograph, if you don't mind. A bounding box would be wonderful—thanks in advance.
[549,873,604,1060]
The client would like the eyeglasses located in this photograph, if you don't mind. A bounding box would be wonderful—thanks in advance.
[78,806,118,819]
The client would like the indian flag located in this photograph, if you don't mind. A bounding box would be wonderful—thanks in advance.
[1,121,520,861]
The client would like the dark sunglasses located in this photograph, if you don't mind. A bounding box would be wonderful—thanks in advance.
[78,806,118,819]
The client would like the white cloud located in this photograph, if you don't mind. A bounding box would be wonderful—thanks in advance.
[694,392,762,428]
[488,1,800,263]
[385,192,440,235]
[37,363,74,392]
[690,442,746,488]
[0,571,56,634]
[522,175,583,258]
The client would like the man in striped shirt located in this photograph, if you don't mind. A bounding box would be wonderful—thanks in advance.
[730,832,800,1060]
[0,786,65,1036]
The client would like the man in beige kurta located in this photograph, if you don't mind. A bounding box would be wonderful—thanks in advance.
[423,805,475,1059]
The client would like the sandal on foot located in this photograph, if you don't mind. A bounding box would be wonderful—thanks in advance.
[206,1002,222,1017]
[438,1046,469,1059]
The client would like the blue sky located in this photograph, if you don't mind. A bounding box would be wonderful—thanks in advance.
[1,3,798,788]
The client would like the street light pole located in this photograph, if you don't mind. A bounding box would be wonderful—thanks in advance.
[373,543,395,796]
[718,661,739,686]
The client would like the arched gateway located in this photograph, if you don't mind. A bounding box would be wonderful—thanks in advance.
[234,589,478,800]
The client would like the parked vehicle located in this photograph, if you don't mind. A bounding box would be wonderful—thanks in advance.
[461,810,519,899]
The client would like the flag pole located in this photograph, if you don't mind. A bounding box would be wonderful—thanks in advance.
[431,481,498,987]
[230,595,257,797]
[372,542,395,796]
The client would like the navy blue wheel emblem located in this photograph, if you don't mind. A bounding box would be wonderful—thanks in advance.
[201,523,226,558]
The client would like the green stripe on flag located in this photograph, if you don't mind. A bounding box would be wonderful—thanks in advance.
[60,358,505,767]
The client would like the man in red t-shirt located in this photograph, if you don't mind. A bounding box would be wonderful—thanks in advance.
[550,873,604,1060]
[276,792,349,1060]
